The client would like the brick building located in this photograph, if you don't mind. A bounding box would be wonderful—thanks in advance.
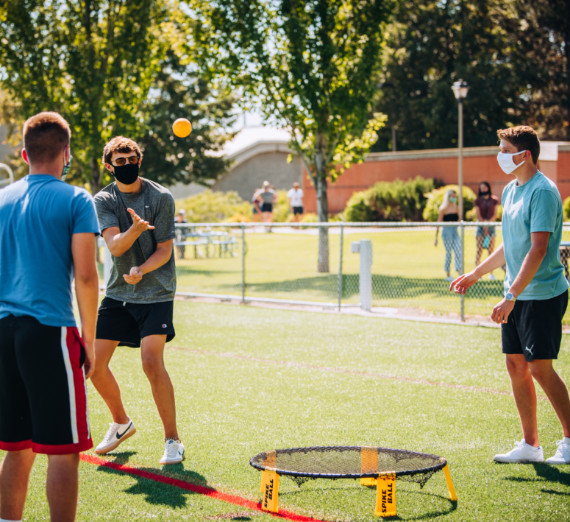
[302,143,570,215]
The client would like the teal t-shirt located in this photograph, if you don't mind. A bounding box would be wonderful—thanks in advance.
[501,171,568,300]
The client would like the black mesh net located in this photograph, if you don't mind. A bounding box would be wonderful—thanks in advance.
[250,446,447,488]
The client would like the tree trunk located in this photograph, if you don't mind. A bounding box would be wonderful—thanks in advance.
[89,156,102,195]
[315,160,329,273]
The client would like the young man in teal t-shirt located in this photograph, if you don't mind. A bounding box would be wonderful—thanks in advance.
[450,125,570,465]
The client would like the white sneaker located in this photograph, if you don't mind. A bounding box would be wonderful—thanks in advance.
[494,439,544,463]
[95,418,136,455]
[545,439,570,464]
[160,439,185,465]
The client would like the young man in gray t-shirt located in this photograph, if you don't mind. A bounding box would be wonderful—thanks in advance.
[91,136,184,465]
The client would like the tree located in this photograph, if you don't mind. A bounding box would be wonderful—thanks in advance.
[372,0,537,152]
[373,0,570,152]
[0,0,168,192]
[516,0,570,140]
[0,1,234,192]
[201,0,391,272]
[139,52,236,187]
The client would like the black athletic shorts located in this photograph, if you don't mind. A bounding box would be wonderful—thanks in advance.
[292,206,304,215]
[96,297,175,347]
[0,315,92,454]
[261,202,273,212]
[502,290,568,361]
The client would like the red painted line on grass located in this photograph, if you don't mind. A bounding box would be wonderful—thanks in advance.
[80,454,326,522]
[174,346,519,398]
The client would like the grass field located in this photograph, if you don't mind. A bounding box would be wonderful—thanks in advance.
[171,225,570,323]
[8,300,570,521]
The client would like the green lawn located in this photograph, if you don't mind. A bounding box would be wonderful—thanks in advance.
[169,226,570,323]
[9,300,570,520]
[96,224,570,324]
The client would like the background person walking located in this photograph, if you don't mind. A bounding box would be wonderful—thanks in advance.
[474,181,500,280]
[435,189,462,281]
[287,181,304,222]
[256,181,277,230]
[175,209,188,260]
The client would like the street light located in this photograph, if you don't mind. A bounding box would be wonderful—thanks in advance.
[452,78,469,321]
[451,79,469,222]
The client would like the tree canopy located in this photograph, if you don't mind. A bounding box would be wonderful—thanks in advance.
[200,0,393,271]
[0,0,234,192]
[373,0,570,151]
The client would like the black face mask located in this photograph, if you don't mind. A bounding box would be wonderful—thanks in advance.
[113,163,139,185]
[479,191,490,197]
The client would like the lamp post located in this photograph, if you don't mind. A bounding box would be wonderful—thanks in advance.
[452,79,469,320]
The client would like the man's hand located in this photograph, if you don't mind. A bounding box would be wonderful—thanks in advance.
[127,207,155,233]
[491,298,515,324]
[124,266,143,284]
[449,271,480,294]
[83,340,95,380]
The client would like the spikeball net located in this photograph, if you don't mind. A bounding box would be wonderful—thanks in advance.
[250,445,457,518]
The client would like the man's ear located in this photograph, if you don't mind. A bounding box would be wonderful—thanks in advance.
[104,163,114,174]
[22,148,29,165]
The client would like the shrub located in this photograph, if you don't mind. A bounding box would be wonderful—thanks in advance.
[300,212,319,223]
[343,177,437,222]
[176,190,252,223]
[176,189,304,223]
[564,196,570,220]
[422,184,477,222]
[272,190,292,222]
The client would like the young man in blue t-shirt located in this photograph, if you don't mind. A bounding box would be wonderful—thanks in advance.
[450,125,570,465]
[0,112,100,520]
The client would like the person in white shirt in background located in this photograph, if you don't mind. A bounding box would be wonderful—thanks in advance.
[287,182,304,223]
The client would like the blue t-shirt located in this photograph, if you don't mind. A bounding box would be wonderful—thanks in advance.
[501,171,569,300]
[0,175,100,326]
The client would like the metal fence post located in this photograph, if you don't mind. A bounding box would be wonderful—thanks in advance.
[460,221,465,321]
[351,239,373,312]
[337,223,344,311]
[241,224,246,304]
[359,240,373,312]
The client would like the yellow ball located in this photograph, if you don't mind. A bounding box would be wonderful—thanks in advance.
[172,118,192,138]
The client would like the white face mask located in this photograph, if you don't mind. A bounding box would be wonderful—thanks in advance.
[497,150,526,175]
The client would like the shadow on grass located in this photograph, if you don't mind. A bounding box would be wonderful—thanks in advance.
[239,274,504,301]
[533,462,570,487]
[94,451,209,509]
[177,265,237,277]
[503,463,570,493]
[281,478,457,520]
[341,274,504,301]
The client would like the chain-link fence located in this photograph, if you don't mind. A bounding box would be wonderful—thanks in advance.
[98,222,570,324]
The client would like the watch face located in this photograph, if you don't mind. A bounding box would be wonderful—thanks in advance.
[506,292,515,301]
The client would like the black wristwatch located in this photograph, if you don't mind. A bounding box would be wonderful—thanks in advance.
[505,291,517,302]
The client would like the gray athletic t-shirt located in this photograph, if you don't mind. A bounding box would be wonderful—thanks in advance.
[94,179,176,303]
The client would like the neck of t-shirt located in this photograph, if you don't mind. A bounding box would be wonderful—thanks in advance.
[116,177,143,195]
